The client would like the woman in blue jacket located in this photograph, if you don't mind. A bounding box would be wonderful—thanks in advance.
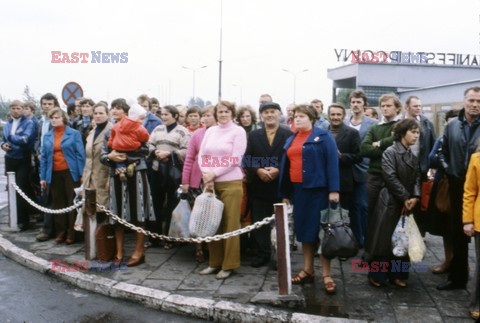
[279,104,340,293]
[40,108,85,244]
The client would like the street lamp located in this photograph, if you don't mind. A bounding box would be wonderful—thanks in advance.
[182,65,207,100]
[282,68,309,103]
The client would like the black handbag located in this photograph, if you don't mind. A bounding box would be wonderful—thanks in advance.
[167,152,182,189]
[156,152,182,189]
[321,204,359,260]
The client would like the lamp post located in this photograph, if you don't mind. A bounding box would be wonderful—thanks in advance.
[282,68,309,103]
[182,65,207,101]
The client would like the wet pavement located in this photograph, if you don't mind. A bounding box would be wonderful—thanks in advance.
[0,252,204,322]
[0,206,476,322]
[0,149,477,322]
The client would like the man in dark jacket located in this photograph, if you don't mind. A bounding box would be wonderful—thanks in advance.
[328,103,362,234]
[74,98,94,145]
[1,100,36,230]
[244,102,293,267]
[345,90,378,246]
[438,86,480,290]
[404,96,436,178]
[403,96,436,235]
[34,93,59,241]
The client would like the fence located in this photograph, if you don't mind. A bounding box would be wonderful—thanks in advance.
[6,171,292,295]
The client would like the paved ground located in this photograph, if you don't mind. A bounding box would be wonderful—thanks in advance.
[0,150,477,322]
[0,253,204,323]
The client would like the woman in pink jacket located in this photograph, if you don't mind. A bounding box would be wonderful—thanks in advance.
[181,105,216,262]
[197,101,247,280]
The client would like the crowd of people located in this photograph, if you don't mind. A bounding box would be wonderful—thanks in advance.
[1,87,480,320]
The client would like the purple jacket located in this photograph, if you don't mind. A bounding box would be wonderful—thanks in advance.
[182,127,206,188]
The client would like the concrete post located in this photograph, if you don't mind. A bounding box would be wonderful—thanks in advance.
[84,189,97,260]
[274,203,291,295]
[7,172,18,231]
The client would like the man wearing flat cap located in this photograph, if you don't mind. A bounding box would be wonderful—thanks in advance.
[243,102,293,267]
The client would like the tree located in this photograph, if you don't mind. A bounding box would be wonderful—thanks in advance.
[336,88,354,109]
[188,97,206,108]
[22,85,36,102]
[0,94,9,121]
[22,85,41,117]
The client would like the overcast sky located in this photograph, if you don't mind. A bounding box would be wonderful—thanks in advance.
[1,0,479,110]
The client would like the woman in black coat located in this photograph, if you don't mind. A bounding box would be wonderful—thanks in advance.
[365,119,421,288]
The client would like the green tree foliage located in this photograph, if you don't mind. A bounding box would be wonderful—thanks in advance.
[336,88,354,109]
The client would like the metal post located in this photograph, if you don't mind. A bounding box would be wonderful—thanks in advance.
[7,172,18,231]
[84,189,97,260]
[274,203,291,295]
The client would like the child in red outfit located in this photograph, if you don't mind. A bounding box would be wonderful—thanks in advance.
[108,102,149,181]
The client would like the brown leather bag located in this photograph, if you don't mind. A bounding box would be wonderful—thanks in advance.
[95,222,116,262]
[435,176,451,214]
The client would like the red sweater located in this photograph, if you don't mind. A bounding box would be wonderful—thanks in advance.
[53,125,68,171]
[287,129,312,183]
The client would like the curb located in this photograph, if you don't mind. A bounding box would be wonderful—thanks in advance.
[0,234,363,322]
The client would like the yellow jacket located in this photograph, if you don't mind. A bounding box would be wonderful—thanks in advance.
[463,152,480,232]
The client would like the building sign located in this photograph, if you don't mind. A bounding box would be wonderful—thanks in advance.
[334,49,480,67]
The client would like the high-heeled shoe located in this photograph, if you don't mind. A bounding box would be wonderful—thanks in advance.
[112,256,123,267]
[127,255,145,267]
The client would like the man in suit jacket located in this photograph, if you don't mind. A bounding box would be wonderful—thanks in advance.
[244,102,293,267]
[344,91,378,246]
[328,104,362,216]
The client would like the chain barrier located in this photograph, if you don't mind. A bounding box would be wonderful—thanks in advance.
[11,183,84,214]
[10,182,274,242]
[96,203,274,244]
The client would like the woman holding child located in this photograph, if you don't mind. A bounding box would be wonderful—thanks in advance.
[100,98,154,267]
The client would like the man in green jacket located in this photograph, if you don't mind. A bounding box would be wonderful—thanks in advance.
[360,93,402,225]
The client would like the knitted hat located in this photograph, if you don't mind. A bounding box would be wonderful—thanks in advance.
[127,101,147,120]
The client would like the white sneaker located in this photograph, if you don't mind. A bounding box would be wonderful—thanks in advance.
[215,270,232,280]
[199,266,218,275]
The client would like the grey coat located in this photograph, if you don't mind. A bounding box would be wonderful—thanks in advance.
[365,141,421,258]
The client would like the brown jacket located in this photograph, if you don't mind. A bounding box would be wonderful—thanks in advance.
[83,122,112,210]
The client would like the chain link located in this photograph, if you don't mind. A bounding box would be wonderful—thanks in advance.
[96,203,274,243]
[9,182,274,242]
[11,183,84,214]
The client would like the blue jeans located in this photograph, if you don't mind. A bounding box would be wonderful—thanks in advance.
[351,181,368,247]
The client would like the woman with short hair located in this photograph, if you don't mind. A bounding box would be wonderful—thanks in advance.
[82,103,112,227]
[236,105,259,135]
[40,108,85,244]
[278,104,340,293]
[148,105,191,248]
[365,119,421,288]
[198,100,247,280]
[100,99,154,266]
